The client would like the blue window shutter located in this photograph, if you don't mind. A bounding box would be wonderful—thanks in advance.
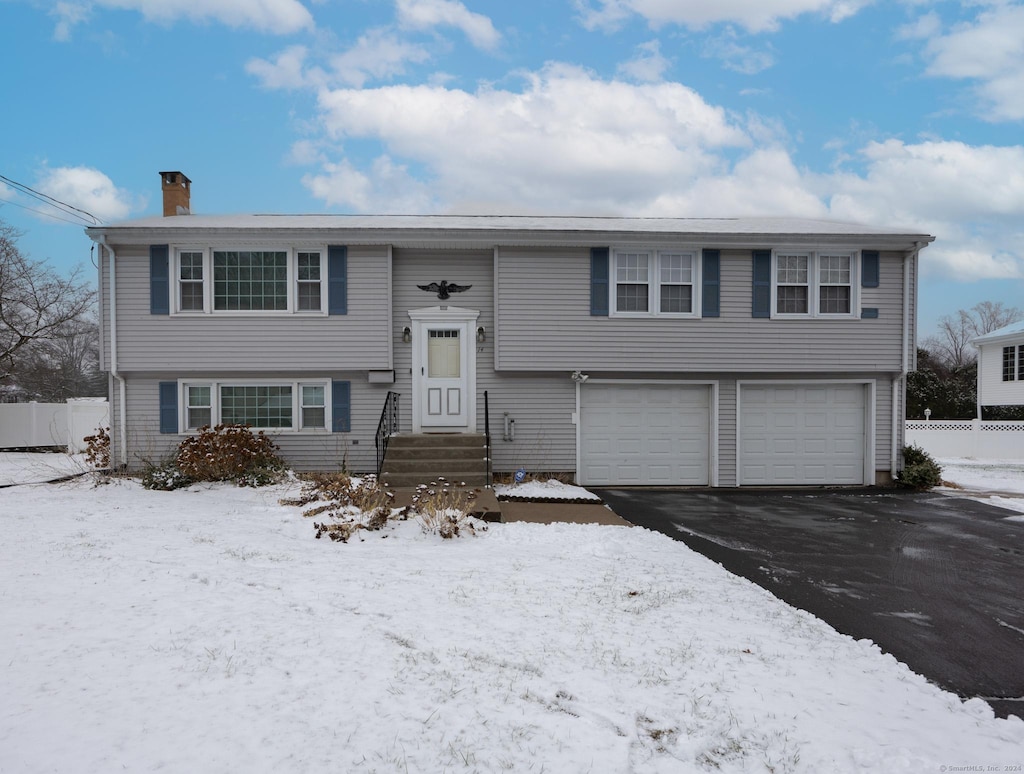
[332,380,351,432]
[328,246,348,315]
[590,247,609,316]
[862,250,880,288]
[150,245,170,315]
[752,250,771,318]
[158,381,178,434]
[702,249,720,318]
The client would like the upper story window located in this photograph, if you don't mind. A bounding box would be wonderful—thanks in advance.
[173,248,325,314]
[178,251,204,311]
[296,252,322,311]
[773,250,857,318]
[213,251,287,311]
[612,249,699,317]
[1003,345,1024,382]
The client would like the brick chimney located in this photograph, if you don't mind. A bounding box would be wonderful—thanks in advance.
[160,171,191,216]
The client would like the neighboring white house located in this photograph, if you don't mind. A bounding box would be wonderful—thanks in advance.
[85,171,935,487]
[973,320,1024,413]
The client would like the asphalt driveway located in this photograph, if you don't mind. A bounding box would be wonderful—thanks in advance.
[593,487,1024,720]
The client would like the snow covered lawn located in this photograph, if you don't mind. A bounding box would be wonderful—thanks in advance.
[2,466,1023,772]
[938,457,1024,516]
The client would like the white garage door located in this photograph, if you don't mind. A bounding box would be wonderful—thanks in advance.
[739,384,867,485]
[580,383,710,486]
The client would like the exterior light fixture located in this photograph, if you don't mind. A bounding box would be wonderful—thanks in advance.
[476,326,486,343]
[402,326,411,343]
[924,408,931,421]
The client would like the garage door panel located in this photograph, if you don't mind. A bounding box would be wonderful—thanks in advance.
[580,384,711,486]
[741,384,866,486]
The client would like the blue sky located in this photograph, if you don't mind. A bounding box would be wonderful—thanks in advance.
[2,0,1023,339]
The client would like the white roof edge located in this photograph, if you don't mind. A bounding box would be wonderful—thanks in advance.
[972,320,1024,345]
[87,213,935,240]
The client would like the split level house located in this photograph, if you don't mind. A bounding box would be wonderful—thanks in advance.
[86,171,934,487]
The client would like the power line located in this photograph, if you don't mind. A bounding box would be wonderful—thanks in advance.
[0,173,102,226]
[0,195,99,227]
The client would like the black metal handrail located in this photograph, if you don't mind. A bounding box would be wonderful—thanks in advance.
[375,391,400,477]
[483,390,492,488]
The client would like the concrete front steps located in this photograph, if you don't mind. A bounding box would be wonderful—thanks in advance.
[379,433,490,489]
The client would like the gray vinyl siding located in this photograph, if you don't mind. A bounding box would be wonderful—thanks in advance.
[390,248,577,474]
[479,374,576,475]
[105,245,390,372]
[496,248,911,373]
[716,379,737,486]
[110,371,388,473]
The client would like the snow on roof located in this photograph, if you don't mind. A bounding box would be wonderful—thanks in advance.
[973,319,1024,344]
[91,213,934,241]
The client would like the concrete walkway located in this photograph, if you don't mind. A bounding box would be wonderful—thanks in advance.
[389,487,629,525]
[499,499,629,526]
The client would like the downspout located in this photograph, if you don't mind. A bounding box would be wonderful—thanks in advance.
[97,235,128,467]
[891,242,922,478]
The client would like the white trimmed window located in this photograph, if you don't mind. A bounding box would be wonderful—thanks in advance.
[179,380,330,432]
[1003,346,1024,382]
[612,249,699,317]
[172,249,325,314]
[300,384,326,428]
[773,251,857,317]
[178,251,205,311]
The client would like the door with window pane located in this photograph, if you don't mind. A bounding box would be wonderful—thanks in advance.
[420,328,468,427]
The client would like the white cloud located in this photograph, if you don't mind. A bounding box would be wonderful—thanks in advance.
[616,39,671,82]
[824,139,1024,279]
[35,166,139,223]
[894,11,941,41]
[396,0,501,50]
[303,157,435,212]
[83,0,314,34]
[575,0,871,33]
[922,3,1024,121]
[702,27,775,73]
[329,28,432,87]
[50,2,91,41]
[294,61,1023,285]
[308,63,750,213]
[248,31,432,91]
[247,46,318,90]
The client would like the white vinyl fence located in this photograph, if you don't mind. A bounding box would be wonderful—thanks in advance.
[905,419,1024,460]
[0,399,109,453]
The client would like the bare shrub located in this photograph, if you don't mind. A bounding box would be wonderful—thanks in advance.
[412,478,480,539]
[286,474,485,542]
[176,424,285,486]
[83,426,110,468]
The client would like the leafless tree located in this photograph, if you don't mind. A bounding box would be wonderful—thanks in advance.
[923,301,1024,369]
[14,317,105,401]
[1,218,96,383]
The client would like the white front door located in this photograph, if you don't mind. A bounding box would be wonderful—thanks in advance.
[422,327,467,427]
[410,306,479,432]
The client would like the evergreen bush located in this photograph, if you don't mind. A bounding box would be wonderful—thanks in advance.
[896,445,943,490]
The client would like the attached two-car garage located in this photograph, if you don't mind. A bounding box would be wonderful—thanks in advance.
[577,381,871,487]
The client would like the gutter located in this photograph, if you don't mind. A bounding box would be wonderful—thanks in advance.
[892,241,923,477]
[97,235,127,467]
